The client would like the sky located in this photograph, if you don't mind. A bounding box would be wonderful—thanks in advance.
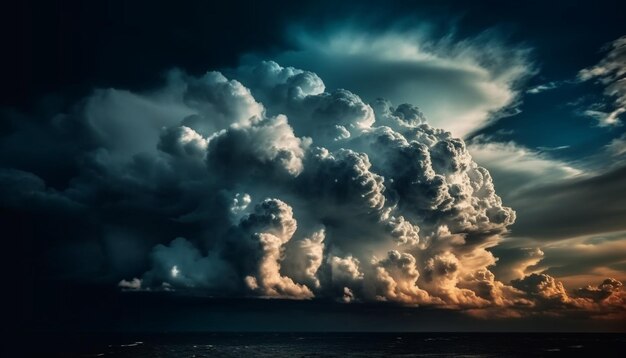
[2,0,626,332]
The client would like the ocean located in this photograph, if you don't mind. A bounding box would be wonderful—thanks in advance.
[15,332,626,357]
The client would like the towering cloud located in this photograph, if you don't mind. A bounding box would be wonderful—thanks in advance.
[0,61,623,320]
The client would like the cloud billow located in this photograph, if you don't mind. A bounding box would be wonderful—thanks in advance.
[0,61,623,319]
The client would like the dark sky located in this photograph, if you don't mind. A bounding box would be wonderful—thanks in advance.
[4,0,625,106]
[2,0,626,334]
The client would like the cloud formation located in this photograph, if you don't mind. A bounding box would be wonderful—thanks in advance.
[263,27,534,137]
[526,81,560,94]
[511,273,626,318]
[578,36,626,126]
[1,61,623,320]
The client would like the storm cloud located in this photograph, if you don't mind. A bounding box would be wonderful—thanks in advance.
[1,61,623,319]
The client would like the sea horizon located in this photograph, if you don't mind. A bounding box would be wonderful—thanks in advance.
[10,331,626,357]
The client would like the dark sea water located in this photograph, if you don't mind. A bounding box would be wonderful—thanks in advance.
[16,332,626,357]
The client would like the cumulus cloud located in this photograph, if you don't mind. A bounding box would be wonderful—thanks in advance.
[369,250,431,304]
[118,278,142,290]
[239,199,314,298]
[511,273,570,307]
[574,278,623,301]
[578,35,626,126]
[282,229,325,288]
[1,59,621,320]
[511,273,626,319]
[329,255,364,288]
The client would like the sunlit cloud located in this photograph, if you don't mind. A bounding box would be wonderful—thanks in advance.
[261,26,535,137]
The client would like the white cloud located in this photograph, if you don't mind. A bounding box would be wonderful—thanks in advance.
[606,133,626,157]
[266,27,534,137]
[230,192,252,214]
[526,81,559,94]
[582,108,624,127]
[578,35,626,127]
[118,278,142,290]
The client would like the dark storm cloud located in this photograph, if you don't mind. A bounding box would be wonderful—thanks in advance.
[574,278,623,301]
[2,61,513,305]
[2,59,623,321]
[2,0,626,335]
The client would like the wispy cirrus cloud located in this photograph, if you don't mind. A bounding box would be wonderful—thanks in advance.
[578,36,626,127]
[526,81,560,94]
[606,132,626,157]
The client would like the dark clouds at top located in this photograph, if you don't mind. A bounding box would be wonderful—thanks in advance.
[3,0,625,108]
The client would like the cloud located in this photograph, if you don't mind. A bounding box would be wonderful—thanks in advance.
[511,273,570,307]
[536,145,570,151]
[606,133,626,157]
[578,36,626,127]
[329,255,363,284]
[1,60,622,320]
[528,231,626,288]
[368,250,431,304]
[491,247,545,283]
[574,278,623,301]
[138,237,237,291]
[206,113,310,178]
[464,139,626,242]
[257,27,534,137]
[468,140,582,201]
[509,165,626,240]
[526,81,559,94]
[470,136,626,298]
[239,199,314,299]
[469,138,626,242]
[582,109,624,127]
[118,278,142,290]
[511,273,626,319]
[282,229,325,288]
